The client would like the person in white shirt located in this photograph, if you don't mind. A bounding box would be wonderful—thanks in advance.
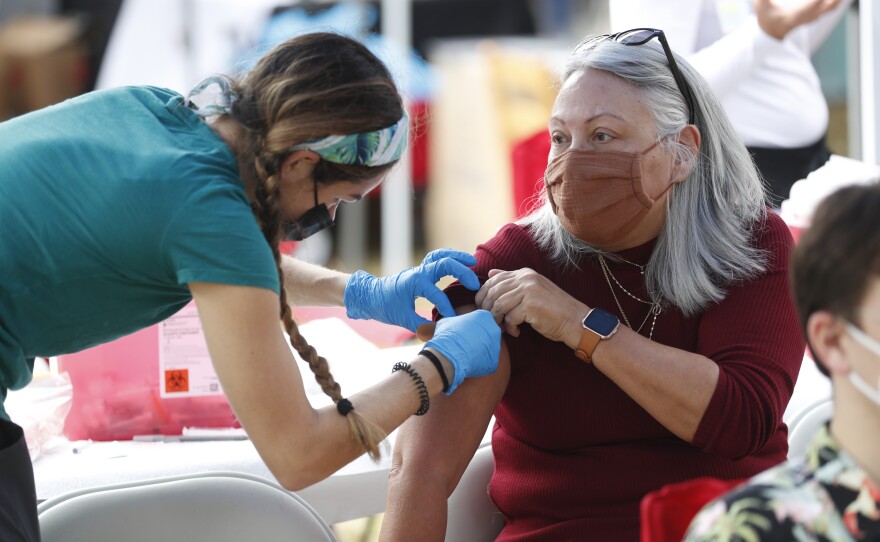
[610,0,853,207]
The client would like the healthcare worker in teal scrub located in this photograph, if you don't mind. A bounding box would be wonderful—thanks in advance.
[0,32,500,541]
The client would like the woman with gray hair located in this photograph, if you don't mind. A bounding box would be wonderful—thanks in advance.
[380,29,804,541]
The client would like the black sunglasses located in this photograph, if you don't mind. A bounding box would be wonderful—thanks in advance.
[575,28,697,125]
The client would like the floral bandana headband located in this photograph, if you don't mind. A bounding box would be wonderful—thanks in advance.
[287,114,408,167]
[186,76,237,119]
[187,76,409,167]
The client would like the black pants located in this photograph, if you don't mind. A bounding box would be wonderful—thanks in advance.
[748,137,832,208]
[0,419,40,542]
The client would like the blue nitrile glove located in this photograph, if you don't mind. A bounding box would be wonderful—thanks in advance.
[426,310,501,395]
[344,249,481,332]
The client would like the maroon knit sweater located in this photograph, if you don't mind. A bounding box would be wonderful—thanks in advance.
[442,212,804,541]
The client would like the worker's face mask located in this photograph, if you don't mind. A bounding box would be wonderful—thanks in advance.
[282,178,334,241]
[843,321,880,407]
[543,142,672,248]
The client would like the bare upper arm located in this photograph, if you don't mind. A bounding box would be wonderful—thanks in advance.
[392,304,511,494]
[188,282,316,472]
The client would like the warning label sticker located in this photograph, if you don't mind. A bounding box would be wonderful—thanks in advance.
[164,369,189,393]
[158,302,223,398]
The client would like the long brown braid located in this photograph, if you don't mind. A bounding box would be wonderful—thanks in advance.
[225,33,404,460]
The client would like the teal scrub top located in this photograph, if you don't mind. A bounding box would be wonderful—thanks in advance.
[0,86,280,420]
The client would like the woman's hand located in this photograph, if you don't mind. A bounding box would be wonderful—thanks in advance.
[343,249,480,332]
[754,0,842,40]
[475,268,587,347]
[425,309,501,394]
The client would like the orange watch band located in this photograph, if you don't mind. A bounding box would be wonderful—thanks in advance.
[575,328,602,363]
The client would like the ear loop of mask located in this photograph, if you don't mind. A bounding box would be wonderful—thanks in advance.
[843,321,880,407]
[654,139,685,201]
[282,177,334,241]
[636,140,676,205]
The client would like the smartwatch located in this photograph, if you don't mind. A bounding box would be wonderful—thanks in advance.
[575,307,620,363]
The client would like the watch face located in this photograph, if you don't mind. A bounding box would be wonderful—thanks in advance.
[583,308,620,337]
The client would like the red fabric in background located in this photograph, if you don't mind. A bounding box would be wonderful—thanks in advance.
[640,477,745,542]
[511,130,550,218]
[409,101,430,188]
[368,101,430,198]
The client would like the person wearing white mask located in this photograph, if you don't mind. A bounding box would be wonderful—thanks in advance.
[685,183,880,541]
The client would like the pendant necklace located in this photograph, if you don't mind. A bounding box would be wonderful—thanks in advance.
[598,255,661,339]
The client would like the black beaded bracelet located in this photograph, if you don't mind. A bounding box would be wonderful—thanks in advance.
[392,361,430,416]
[419,349,450,394]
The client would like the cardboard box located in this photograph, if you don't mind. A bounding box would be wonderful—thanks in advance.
[424,39,560,252]
[0,16,88,119]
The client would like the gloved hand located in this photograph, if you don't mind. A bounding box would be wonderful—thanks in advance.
[344,249,481,332]
[426,310,501,394]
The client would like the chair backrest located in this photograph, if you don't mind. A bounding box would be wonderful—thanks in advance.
[782,352,832,429]
[445,444,505,542]
[787,399,834,460]
[38,471,337,542]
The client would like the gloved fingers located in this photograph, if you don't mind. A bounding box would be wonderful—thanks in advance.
[433,310,502,387]
[420,282,458,318]
[424,258,480,291]
[403,313,433,333]
[421,248,477,267]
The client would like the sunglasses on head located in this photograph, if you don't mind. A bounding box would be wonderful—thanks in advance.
[575,28,697,125]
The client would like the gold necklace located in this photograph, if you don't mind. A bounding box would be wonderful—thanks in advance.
[598,255,661,339]
[607,254,646,275]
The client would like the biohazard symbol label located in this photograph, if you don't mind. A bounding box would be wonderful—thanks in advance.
[164,369,189,393]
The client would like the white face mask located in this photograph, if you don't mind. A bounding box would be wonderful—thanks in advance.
[843,321,880,407]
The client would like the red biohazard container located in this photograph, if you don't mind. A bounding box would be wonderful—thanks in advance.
[58,302,239,441]
[58,299,414,441]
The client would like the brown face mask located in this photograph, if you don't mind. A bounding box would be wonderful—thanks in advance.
[544,142,672,248]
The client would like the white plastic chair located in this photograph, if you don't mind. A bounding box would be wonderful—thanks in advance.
[441,394,835,542]
[786,399,834,460]
[444,444,505,542]
[783,354,832,429]
[38,471,337,542]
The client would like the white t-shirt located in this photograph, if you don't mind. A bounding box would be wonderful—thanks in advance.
[609,0,852,148]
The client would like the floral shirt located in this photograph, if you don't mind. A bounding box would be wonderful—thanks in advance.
[685,425,880,541]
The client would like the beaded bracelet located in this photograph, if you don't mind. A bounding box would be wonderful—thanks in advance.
[392,362,430,416]
[418,349,450,394]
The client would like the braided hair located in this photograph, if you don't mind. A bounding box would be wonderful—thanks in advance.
[225,33,404,459]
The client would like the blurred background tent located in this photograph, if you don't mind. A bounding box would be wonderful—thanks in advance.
[0,0,606,275]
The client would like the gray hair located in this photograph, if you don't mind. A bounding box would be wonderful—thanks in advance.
[518,38,767,316]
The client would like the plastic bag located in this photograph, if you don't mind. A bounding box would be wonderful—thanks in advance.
[5,370,73,461]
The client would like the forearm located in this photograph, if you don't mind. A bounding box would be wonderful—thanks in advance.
[381,343,509,541]
[280,255,348,307]
[194,282,467,490]
[263,356,451,490]
[561,316,718,442]
[382,470,449,542]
